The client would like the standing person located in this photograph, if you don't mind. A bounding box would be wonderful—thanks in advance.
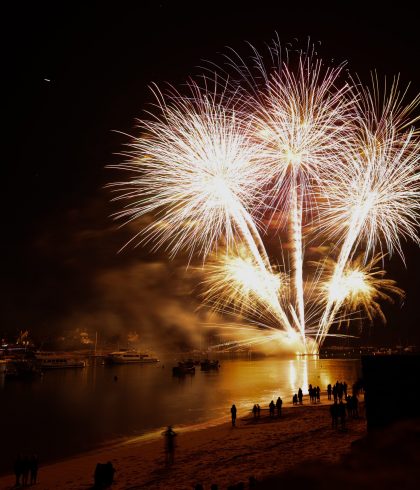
[269,400,275,417]
[298,387,303,404]
[338,401,346,429]
[13,454,23,488]
[231,404,237,427]
[22,456,30,487]
[257,404,261,418]
[330,402,338,429]
[276,396,283,417]
[252,404,258,419]
[30,454,39,485]
[163,425,177,465]
[327,383,332,400]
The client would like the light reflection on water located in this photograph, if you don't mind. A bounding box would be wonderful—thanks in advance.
[0,356,360,473]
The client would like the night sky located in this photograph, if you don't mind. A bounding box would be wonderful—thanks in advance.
[3,2,420,348]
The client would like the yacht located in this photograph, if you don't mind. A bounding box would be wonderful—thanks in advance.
[105,349,159,365]
[35,352,86,369]
[0,359,7,375]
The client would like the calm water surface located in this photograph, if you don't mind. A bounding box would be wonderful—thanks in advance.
[0,356,361,473]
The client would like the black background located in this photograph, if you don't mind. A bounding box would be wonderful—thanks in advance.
[2,1,419,345]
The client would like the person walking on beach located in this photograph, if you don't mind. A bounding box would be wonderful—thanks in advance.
[30,454,39,485]
[330,401,339,429]
[298,388,303,404]
[231,404,237,427]
[13,454,23,488]
[269,400,275,417]
[163,425,177,465]
[276,397,283,416]
[21,456,30,486]
[338,401,346,429]
[252,404,258,419]
[292,393,298,405]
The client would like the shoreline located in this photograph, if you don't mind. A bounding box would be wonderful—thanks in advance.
[0,395,366,489]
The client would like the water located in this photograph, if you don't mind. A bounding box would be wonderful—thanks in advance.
[0,356,361,474]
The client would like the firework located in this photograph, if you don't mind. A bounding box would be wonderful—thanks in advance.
[248,47,355,346]
[318,254,404,329]
[111,41,420,354]
[315,82,420,346]
[109,82,272,266]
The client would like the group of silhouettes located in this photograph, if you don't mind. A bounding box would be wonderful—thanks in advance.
[327,381,361,429]
[13,454,38,487]
[230,379,361,429]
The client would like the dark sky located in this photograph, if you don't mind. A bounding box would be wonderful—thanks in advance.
[2,1,420,348]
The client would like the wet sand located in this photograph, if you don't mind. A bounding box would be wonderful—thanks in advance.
[0,397,366,489]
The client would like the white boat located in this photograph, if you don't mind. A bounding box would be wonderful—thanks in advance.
[105,349,159,364]
[35,352,86,369]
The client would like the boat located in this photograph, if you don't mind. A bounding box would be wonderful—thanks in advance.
[105,349,159,365]
[0,359,7,375]
[4,359,42,379]
[200,359,220,371]
[172,362,195,376]
[35,352,86,369]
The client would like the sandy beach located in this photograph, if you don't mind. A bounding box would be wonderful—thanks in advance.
[0,395,366,490]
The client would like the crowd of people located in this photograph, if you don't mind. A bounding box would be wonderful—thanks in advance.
[244,380,362,430]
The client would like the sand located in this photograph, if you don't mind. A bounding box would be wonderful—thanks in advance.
[0,396,366,489]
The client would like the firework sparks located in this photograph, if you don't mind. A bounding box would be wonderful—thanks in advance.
[243,44,355,346]
[318,254,404,333]
[109,82,272,266]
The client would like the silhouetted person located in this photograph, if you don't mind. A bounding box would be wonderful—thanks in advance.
[316,386,320,403]
[30,454,38,485]
[338,400,346,429]
[105,462,115,486]
[298,388,303,404]
[252,404,258,419]
[353,395,359,418]
[22,456,29,487]
[257,404,261,418]
[163,425,177,465]
[276,396,282,416]
[13,454,23,488]
[330,401,338,429]
[231,404,237,426]
[249,475,257,488]
[94,462,113,488]
[269,400,275,417]
[293,393,298,405]
[327,383,332,400]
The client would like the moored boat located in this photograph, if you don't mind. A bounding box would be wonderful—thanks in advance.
[172,362,195,376]
[105,349,159,365]
[200,359,220,371]
[35,352,86,369]
[0,359,7,375]
[4,359,42,379]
